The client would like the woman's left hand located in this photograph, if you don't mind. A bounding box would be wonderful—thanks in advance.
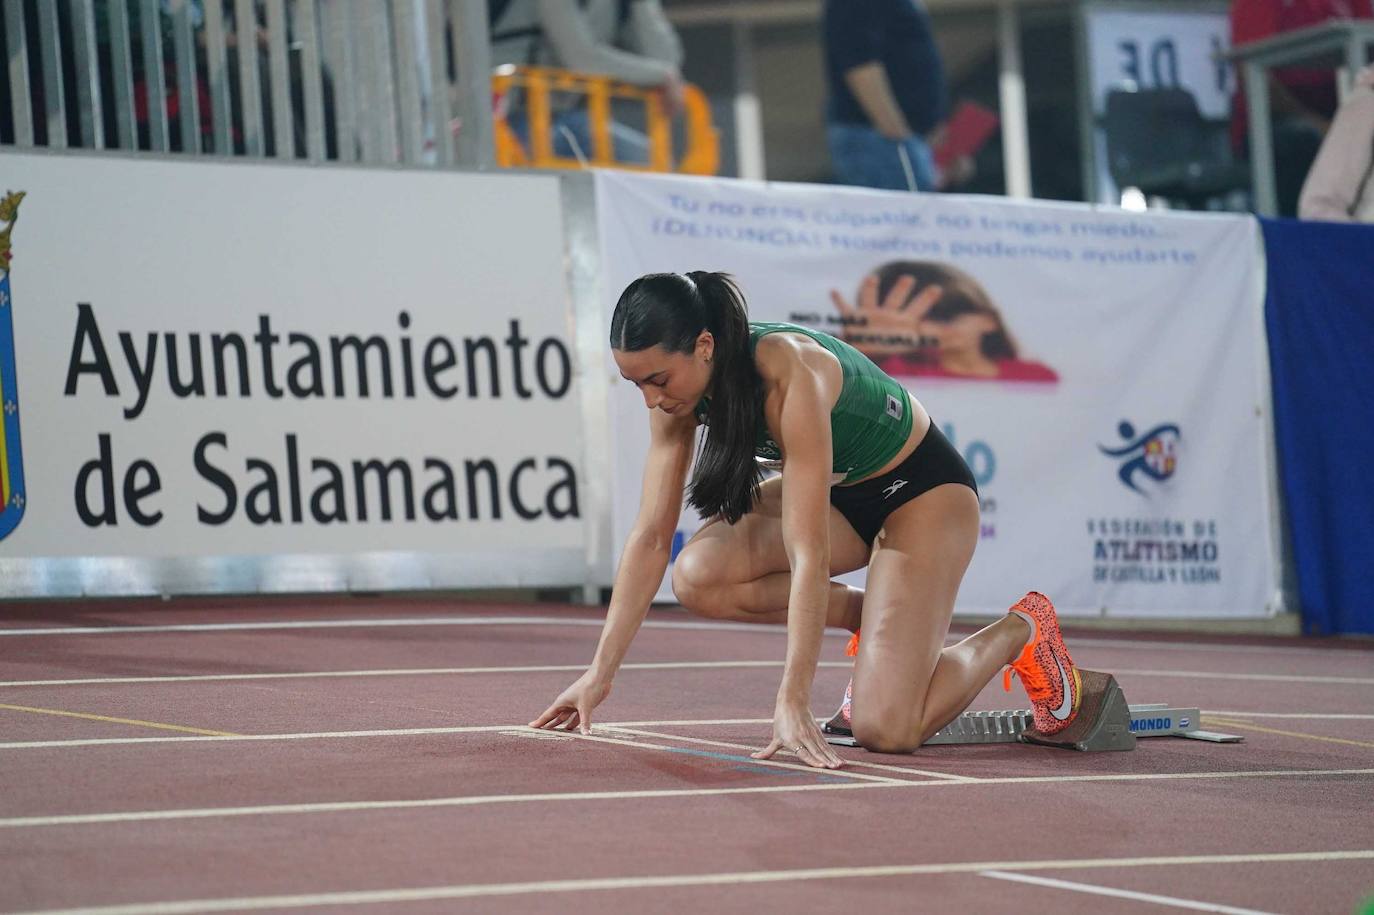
[752,696,845,769]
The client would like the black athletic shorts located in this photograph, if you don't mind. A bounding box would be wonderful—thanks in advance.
[828,422,978,546]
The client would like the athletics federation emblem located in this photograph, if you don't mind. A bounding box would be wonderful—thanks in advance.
[1098,420,1180,495]
[0,191,27,542]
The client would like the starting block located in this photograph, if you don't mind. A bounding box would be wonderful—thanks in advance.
[823,668,1244,753]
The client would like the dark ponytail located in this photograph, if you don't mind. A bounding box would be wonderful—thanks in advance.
[609,271,764,523]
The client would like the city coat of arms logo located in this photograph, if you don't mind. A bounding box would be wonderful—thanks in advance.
[0,190,27,541]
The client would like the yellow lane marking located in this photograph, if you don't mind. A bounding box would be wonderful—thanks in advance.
[1205,716,1374,750]
[0,703,240,737]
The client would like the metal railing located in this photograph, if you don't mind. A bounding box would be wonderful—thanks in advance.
[0,0,490,166]
[492,64,719,176]
[2,2,716,175]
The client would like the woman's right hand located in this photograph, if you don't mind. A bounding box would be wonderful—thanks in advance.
[529,671,612,735]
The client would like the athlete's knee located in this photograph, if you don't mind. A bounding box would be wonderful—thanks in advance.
[854,720,924,754]
[670,544,727,616]
[851,703,925,755]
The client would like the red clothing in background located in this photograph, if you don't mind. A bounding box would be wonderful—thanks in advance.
[1231,0,1374,147]
[878,356,1060,383]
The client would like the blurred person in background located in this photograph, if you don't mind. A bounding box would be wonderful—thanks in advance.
[90,0,332,157]
[488,0,683,165]
[1230,0,1374,217]
[1298,65,1374,221]
[822,0,965,192]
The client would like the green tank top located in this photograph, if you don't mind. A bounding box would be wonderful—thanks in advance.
[694,322,913,484]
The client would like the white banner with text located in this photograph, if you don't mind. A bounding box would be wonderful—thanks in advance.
[596,170,1279,618]
[0,154,583,563]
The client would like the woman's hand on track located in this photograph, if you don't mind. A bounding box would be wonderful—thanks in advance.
[529,671,611,735]
[752,697,845,769]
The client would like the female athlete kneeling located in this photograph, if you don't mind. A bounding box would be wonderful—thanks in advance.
[531,271,1081,768]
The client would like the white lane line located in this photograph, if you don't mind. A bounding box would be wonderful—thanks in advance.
[559,730,908,785]
[3,769,1371,829]
[1205,712,1374,720]
[1067,636,1366,657]
[647,710,1369,726]
[1114,669,1374,686]
[12,851,1373,913]
[601,726,974,782]
[0,617,823,637]
[979,869,1277,914]
[0,720,781,750]
[6,664,1369,691]
[599,718,773,727]
[3,615,1363,660]
[0,724,548,750]
[0,783,877,828]
[0,661,852,688]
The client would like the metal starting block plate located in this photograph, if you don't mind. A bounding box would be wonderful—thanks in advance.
[824,706,1242,748]
[822,673,1243,751]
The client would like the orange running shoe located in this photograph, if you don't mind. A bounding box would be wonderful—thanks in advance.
[1002,592,1081,735]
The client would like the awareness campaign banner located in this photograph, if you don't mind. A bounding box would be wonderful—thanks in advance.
[0,154,583,566]
[596,170,1280,618]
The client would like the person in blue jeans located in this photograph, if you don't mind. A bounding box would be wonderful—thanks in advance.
[505,108,656,165]
[823,0,949,191]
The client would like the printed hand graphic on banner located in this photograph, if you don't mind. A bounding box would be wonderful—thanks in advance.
[832,260,1058,384]
[828,271,941,358]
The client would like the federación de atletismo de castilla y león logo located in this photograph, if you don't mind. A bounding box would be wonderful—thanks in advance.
[1099,419,1180,495]
[0,190,27,542]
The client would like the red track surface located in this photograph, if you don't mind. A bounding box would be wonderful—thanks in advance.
[1,597,1372,914]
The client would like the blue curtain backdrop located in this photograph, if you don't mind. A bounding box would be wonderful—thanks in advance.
[1262,218,1374,635]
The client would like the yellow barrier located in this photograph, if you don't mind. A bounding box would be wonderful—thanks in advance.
[491,65,719,175]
